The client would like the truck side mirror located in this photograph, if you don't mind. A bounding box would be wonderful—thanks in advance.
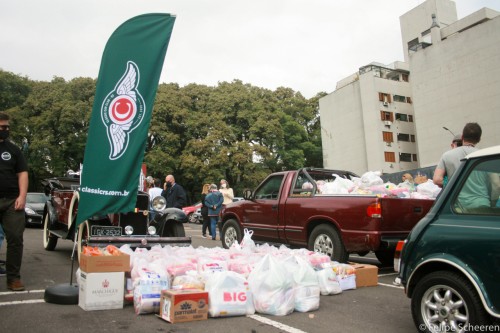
[243,189,253,200]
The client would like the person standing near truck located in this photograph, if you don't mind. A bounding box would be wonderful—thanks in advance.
[0,112,28,291]
[219,179,234,206]
[433,122,482,188]
[205,184,223,240]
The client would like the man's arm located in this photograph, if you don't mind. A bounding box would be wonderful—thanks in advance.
[433,167,445,188]
[15,171,28,210]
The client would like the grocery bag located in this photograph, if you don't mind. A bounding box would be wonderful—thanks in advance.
[240,228,256,252]
[248,254,295,316]
[205,271,255,317]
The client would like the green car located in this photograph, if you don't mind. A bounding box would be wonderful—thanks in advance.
[395,145,500,332]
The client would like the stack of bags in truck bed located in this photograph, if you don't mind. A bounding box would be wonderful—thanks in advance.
[315,171,441,199]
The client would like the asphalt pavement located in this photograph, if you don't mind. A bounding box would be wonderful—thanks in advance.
[0,223,418,333]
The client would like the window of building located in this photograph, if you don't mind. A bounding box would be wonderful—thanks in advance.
[412,154,418,162]
[398,133,410,142]
[408,115,414,122]
[402,74,409,82]
[411,135,416,142]
[382,131,393,142]
[396,113,408,121]
[385,152,396,163]
[378,92,392,103]
[407,38,419,50]
[406,97,412,104]
[393,95,406,103]
[380,111,394,122]
[400,153,412,162]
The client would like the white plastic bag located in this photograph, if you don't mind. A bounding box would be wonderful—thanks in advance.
[248,254,295,316]
[205,271,255,317]
[287,256,320,312]
[316,268,342,295]
[133,271,169,314]
[240,228,256,252]
[359,171,384,189]
[417,180,441,199]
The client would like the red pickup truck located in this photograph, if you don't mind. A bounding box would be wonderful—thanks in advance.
[219,168,434,265]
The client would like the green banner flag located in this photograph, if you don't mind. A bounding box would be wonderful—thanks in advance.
[77,14,176,226]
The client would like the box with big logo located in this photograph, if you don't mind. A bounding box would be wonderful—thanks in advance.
[158,290,209,323]
[78,271,125,311]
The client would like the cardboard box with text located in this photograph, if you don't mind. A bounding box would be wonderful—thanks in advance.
[159,290,209,323]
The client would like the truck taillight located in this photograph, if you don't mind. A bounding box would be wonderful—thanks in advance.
[367,202,381,218]
[394,240,406,272]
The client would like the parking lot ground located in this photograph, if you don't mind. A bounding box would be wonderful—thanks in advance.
[0,225,417,333]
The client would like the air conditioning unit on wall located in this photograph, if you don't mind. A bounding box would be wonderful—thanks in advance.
[383,102,389,107]
[384,121,392,126]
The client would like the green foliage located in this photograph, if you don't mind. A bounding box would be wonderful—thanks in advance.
[0,69,324,201]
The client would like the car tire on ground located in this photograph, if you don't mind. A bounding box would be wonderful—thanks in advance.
[411,270,490,332]
[308,224,348,262]
[43,212,58,251]
[77,220,90,262]
[221,219,242,249]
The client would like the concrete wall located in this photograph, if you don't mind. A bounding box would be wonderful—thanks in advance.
[410,13,500,167]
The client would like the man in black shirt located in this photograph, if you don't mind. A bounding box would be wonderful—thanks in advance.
[161,174,186,209]
[0,112,28,291]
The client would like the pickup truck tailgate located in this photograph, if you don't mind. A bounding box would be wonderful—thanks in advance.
[379,198,434,232]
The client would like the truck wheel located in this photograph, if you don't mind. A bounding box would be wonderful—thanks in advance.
[308,224,348,262]
[221,219,242,249]
[162,221,186,237]
[411,270,490,332]
[375,249,395,267]
[43,213,58,251]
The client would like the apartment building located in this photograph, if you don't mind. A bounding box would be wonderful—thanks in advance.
[320,0,500,174]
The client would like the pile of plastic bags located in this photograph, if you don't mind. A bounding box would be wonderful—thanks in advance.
[122,229,356,317]
[318,171,441,199]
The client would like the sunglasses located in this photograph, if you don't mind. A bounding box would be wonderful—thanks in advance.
[0,125,10,130]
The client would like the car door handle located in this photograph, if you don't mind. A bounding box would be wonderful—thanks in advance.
[413,206,423,213]
[272,205,278,210]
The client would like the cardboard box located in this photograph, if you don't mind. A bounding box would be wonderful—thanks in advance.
[159,290,209,323]
[79,271,125,311]
[350,263,378,287]
[80,254,130,273]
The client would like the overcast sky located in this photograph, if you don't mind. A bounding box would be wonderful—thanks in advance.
[1,0,499,98]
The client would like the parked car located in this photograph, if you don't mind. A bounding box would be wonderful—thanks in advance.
[42,176,190,261]
[182,202,202,223]
[394,145,500,331]
[25,192,49,227]
[219,168,434,265]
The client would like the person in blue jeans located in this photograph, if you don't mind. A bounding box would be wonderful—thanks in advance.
[204,184,223,240]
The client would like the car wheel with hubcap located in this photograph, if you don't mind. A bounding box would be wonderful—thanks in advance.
[308,224,348,262]
[221,219,242,249]
[411,270,490,332]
